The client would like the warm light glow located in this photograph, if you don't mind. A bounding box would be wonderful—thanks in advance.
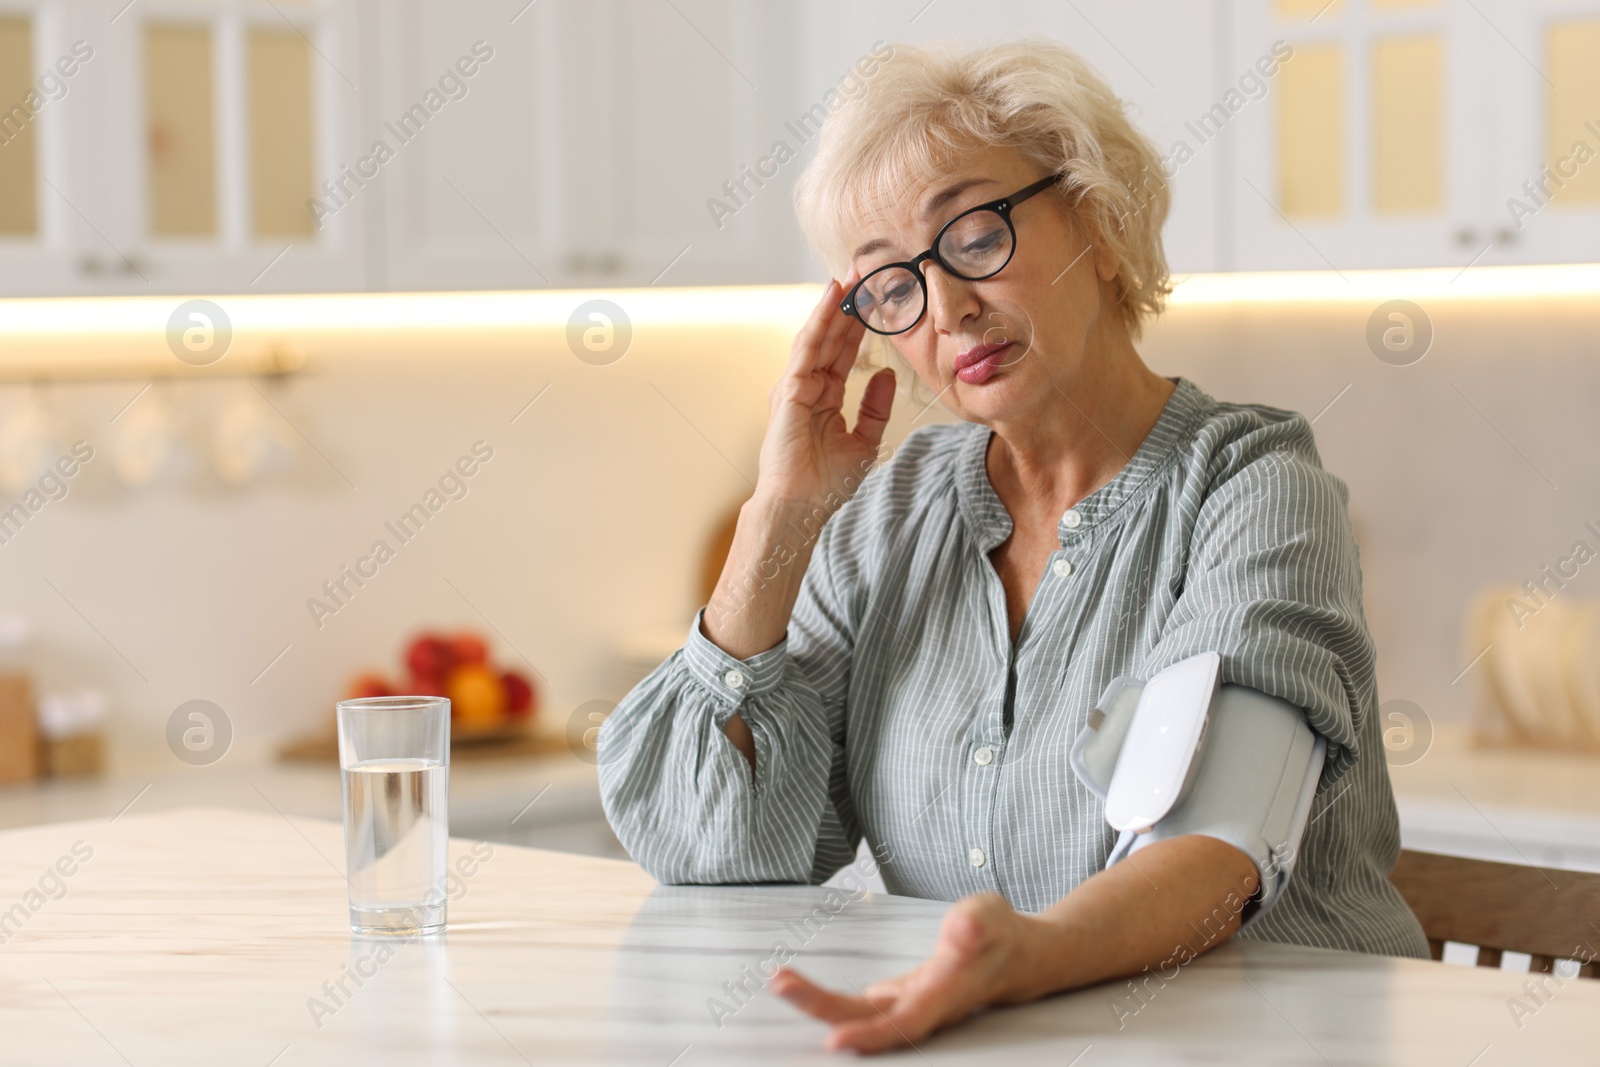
[0,265,1598,355]
[0,286,825,338]
[1166,263,1600,305]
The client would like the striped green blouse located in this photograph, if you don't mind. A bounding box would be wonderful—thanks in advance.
[598,375,1429,958]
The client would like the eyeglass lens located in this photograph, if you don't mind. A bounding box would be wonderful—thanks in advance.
[851,208,1015,334]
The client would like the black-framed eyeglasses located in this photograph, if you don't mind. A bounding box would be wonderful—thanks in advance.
[839,173,1063,336]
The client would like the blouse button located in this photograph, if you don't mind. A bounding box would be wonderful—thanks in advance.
[1062,508,1083,529]
[1052,558,1074,578]
[973,746,994,766]
[968,847,987,868]
[723,669,746,690]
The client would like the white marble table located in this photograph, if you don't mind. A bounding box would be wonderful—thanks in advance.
[0,745,625,860]
[2,809,1595,1065]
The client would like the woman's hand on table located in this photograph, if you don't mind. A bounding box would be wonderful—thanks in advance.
[770,892,1041,1054]
[769,837,1259,1054]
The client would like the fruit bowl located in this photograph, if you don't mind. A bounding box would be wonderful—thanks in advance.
[342,629,538,736]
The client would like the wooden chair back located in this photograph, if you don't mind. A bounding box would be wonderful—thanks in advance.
[1390,849,1600,976]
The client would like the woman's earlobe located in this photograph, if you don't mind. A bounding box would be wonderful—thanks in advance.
[1091,236,1121,282]
[1069,211,1121,283]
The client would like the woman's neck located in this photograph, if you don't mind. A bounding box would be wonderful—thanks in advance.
[985,341,1174,524]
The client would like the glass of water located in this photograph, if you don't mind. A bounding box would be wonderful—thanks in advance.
[336,696,450,935]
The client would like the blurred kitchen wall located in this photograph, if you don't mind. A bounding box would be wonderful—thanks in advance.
[2,283,1596,760]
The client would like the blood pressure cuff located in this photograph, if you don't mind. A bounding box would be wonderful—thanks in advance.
[1070,659,1326,925]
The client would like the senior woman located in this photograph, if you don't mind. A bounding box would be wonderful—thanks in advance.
[598,38,1427,1053]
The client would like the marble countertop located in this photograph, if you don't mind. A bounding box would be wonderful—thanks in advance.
[1,808,1595,1065]
[0,743,608,844]
[1389,725,1600,871]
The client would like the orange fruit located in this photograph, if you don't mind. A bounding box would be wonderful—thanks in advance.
[448,663,506,732]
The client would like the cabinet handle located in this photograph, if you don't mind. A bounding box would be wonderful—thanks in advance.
[78,254,150,277]
[566,252,625,276]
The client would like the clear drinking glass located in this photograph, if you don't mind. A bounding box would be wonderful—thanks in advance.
[336,696,450,935]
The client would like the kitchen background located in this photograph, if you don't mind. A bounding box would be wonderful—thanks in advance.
[1,0,1598,878]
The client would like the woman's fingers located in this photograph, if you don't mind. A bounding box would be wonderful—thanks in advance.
[813,269,867,415]
[772,959,972,1054]
[784,279,839,371]
[822,899,1013,1053]
[815,322,868,413]
[823,306,868,380]
[814,322,867,416]
[824,970,972,1053]
[852,367,897,451]
[757,270,883,503]
[859,973,908,1001]
[827,1015,923,1054]
[769,897,1022,1055]
[778,275,863,423]
[825,270,864,359]
[824,982,962,1054]
[810,280,865,392]
[785,276,855,379]
[772,958,958,1054]
[769,968,886,1024]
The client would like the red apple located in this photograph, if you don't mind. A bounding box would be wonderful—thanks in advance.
[502,671,535,719]
[405,634,454,680]
[450,632,489,666]
[345,672,392,700]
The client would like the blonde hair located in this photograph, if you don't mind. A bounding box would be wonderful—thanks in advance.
[793,38,1171,339]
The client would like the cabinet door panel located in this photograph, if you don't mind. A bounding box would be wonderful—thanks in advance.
[0,2,108,294]
[1487,1,1600,266]
[566,0,749,286]
[1232,0,1475,271]
[377,0,549,291]
[0,0,366,297]
[380,0,793,291]
[1233,0,1600,271]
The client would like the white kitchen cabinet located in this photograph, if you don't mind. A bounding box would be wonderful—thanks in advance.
[4,0,1596,297]
[1230,0,1600,272]
[0,0,85,293]
[373,0,809,292]
[378,0,1226,288]
[0,0,1233,294]
[1483,0,1600,266]
[0,0,368,297]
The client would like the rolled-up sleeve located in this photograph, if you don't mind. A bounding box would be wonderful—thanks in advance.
[1146,433,1371,787]
[597,520,863,885]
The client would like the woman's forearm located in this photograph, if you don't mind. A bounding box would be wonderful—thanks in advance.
[702,493,832,660]
[702,493,838,773]
[1003,835,1261,1004]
